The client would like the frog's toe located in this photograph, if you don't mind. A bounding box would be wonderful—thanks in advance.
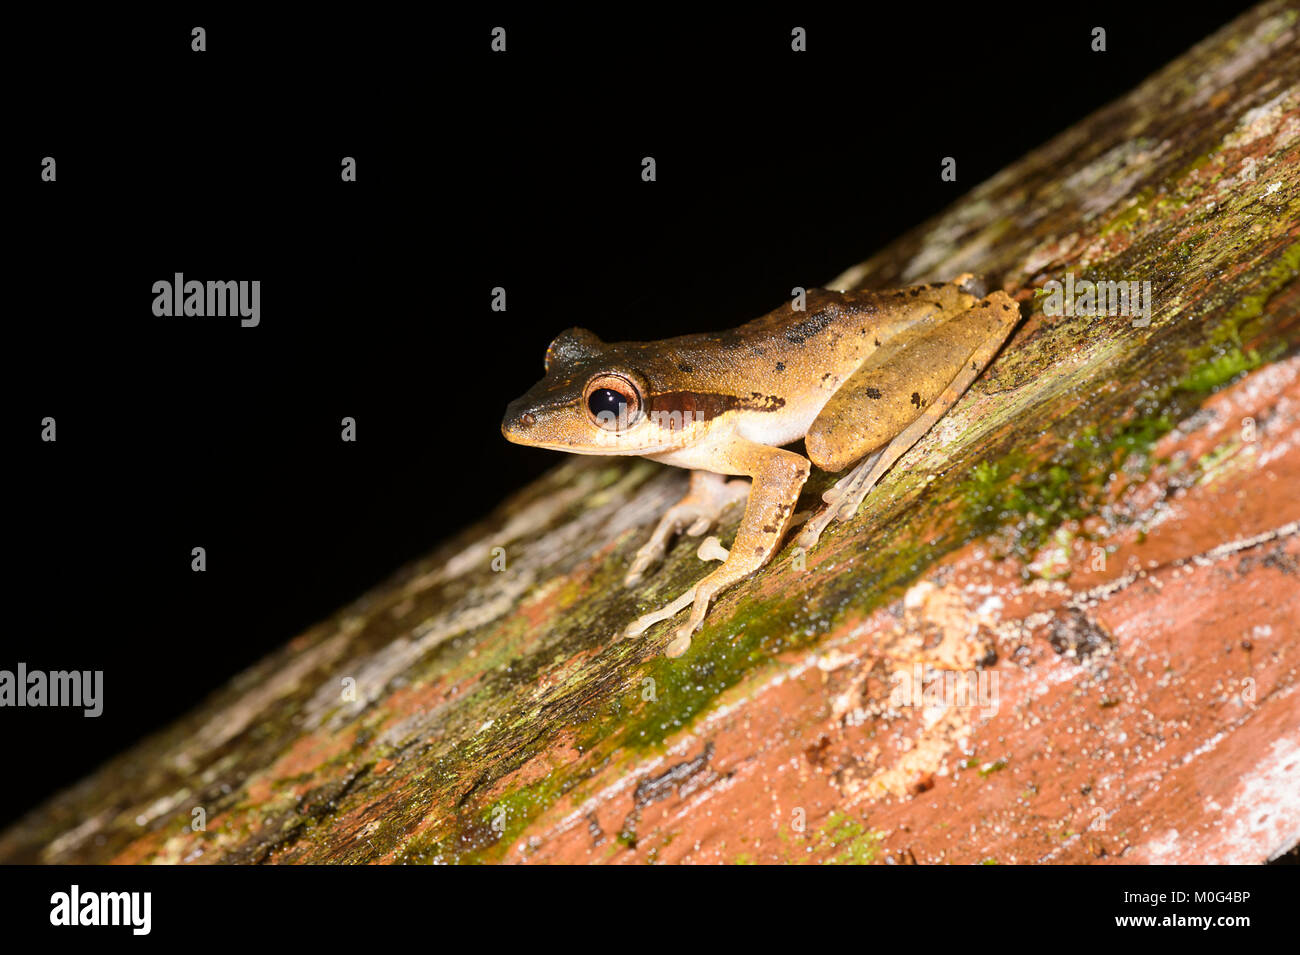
[665,631,693,658]
[685,516,712,535]
[790,511,832,548]
[623,585,698,638]
[666,609,706,657]
[624,546,663,586]
[625,517,687,583]
[696,536,729,562]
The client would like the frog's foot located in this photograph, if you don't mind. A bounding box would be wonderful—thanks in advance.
[794,451,883,550]
[622,571,723,658]
[624,471,749,586]
[623,585,698,643]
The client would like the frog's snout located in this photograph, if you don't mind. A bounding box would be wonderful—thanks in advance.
[501,399,538,443]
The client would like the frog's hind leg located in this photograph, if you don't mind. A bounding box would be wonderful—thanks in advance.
[796,291,1021,549]
[625,470,750,586]
[794,450,884,548]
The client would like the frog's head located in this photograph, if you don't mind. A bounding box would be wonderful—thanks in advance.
[502,328,707,456]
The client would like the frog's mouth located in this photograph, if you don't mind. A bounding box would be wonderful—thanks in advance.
[500,424,644,455]
[500,406,667,456]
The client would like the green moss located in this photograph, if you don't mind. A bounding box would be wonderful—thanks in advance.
[1178,347,1262,393]
[1196,240,1300,353]
[813,812,883,865]
[951,447,1100,561]
[1195,440,1243,481]
[578,588,807,753]
[392,767,573,865]
[979,758,1009,778]
[1098,187,1155,237]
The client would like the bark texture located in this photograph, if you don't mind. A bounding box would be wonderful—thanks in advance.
[4,1,1298,864]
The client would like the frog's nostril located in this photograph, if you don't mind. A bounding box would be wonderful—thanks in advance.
[520,412,536,426]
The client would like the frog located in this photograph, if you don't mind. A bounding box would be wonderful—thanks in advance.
[502,274,1021,657]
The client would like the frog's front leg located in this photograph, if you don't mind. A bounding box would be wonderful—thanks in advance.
[624,470,750,586]
[624,443,810,657]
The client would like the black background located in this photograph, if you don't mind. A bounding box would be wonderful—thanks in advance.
[6,4,1260,835]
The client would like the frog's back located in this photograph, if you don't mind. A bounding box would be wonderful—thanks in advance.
[641,284,979,394]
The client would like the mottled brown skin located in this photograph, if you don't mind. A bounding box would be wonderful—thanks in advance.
[503,274,1020,656]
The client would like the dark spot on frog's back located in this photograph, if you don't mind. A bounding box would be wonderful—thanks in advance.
[911,391,922,407]
[784,311,834,344]
[775,361,785,372]
[865,387,882,399]
[678,362,693,373]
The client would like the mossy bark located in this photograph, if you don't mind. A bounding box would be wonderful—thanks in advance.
[4,0,1298,864]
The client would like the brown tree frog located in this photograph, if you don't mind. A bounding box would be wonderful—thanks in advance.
[502,274,1020,657]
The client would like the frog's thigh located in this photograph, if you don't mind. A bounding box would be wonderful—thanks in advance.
[797,293,1020,549]
[805,295,1017,473]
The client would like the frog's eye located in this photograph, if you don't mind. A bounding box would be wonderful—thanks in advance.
[584,374,642,431]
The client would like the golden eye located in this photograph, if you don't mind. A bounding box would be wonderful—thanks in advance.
[584,374,642,431]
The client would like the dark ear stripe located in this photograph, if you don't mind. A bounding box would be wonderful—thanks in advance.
[545,328,603,372]
[650,390,786,425]
[651,391,739,422]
